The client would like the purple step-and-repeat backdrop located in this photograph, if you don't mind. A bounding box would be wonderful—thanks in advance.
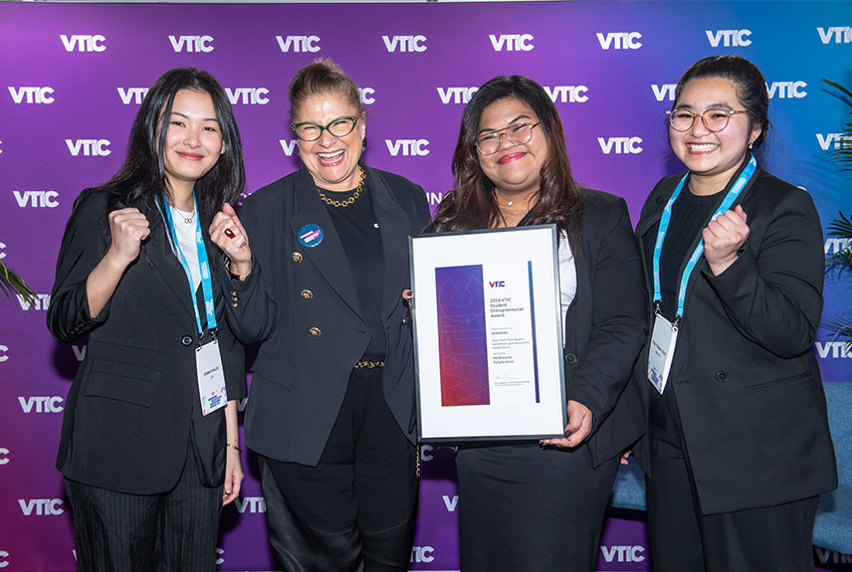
[1,1,851,570]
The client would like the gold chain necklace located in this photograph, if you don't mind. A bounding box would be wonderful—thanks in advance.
[317,167,366,207]
[171,205,196,224]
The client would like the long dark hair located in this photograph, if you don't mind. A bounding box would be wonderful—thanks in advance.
[428,75,583,246]
[673,55,770,148]
[103,67,245,226]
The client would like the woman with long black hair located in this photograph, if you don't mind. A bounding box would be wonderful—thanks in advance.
[47,67,246,571]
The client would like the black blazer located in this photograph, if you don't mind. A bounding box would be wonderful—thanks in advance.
[223,165,430,466]
[562,188,648,466]
[47,189,246,495]
[633,167,837,514]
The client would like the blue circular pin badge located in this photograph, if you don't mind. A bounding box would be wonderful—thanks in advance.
[298,224,324,248]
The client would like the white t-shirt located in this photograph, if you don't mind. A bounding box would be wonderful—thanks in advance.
[169,205,202,292]
[558,230,577,345]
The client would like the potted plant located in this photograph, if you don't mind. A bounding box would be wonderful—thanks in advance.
[824,79,852,344]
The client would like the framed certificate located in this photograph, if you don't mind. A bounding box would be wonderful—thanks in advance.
[409,224,567,442]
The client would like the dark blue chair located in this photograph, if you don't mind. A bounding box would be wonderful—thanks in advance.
[813,381,852,554]
[609,382,852,555]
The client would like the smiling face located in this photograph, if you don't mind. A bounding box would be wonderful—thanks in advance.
[293,91,365,192]
[161,89,225,200]
[669,76,762,195]
[476,97,548,198]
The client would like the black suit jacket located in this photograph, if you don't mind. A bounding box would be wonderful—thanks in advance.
[633,168,837,514]
[47,189,246,495]
[223,165,430,466]
[562,189,648,467]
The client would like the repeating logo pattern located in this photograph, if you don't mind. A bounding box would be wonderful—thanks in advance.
[1,2,850,570]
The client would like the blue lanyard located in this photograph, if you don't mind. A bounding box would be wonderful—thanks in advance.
[652,154,757,321]
[159,192,218,336]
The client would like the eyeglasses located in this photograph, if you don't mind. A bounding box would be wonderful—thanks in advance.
[667,108,748,133]
[290,114,360,141]
[475,122,541,155]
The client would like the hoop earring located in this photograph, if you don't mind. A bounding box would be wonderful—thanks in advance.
[362,137,367,150]
[748,142,754,150]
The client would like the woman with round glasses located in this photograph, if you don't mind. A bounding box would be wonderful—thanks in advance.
[427,75,647,571]
[209,59,429,571]
[633,55,836,571]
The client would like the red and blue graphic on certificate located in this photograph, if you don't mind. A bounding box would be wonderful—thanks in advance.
[435,261,540,407]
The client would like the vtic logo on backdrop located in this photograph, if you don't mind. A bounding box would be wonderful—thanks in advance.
[489,34,534,51]
[0,344,7,363]
[118,87,148,105]
[234,496,266,514]
[817,133,852,151]
[66,139,111,157]
[815,547,852,564]
[437,87,478,105]
[169,35,213,53]
[544,85,589,103]
[651,84,677,102]
[0,447,8,465]
[600,545,646,563]
[13,191,59,208]
[18,498,64,516]
[817,26,852,44]
[18,396,64,413]
[382,35,427,53]
[596,32,643,50]
[410,546,435,564]
[386,139,430,157]
[598,137,643,155]
[705,29,752,47]
[16,293,50,311]
[279,139,297,156]
[225,88,269,105]
[60,34,106,52]
[276,36,321,53]
[359,88,376,105]
[8,87,54,104]
[767,81,807,99]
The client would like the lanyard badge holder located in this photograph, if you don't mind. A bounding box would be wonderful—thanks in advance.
[161,193,227,415]
[647,155,757,394]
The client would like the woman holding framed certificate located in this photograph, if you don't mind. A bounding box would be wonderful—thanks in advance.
[633,55,836,571]
[427,75,648,571]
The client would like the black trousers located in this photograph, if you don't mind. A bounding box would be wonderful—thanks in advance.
[64,448,223,572]
[263,367,418,572]
[646,385,819,572]
[456,442,620,572]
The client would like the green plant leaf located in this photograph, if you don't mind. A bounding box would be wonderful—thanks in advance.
[0,261,36,306]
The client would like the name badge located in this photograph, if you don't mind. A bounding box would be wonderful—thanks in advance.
[648,314,677,395]
[196,339,227,415]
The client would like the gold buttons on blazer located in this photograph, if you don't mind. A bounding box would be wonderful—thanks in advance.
[231,290,239,308]
[301,289,313,300]
[309,327,322,337]
[291,252,303,262]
